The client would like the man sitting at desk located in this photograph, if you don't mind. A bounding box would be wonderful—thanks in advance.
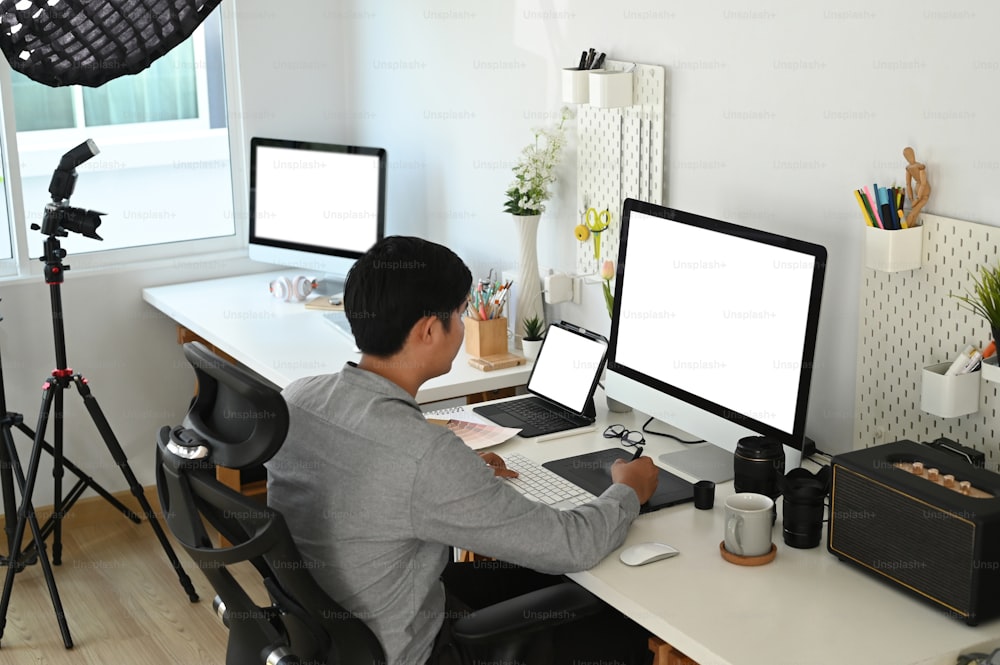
[266,236,658,665]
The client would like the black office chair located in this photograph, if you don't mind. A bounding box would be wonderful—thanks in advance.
[156,341,603,665]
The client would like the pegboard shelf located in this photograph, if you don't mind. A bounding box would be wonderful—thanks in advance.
[864,224,923,272]
[854,214,999,470]
[575,59,664,275]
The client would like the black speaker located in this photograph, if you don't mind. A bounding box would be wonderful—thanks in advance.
[828,440,1000,625]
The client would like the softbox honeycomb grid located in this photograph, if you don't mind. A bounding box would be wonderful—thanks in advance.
[0,0,223,87]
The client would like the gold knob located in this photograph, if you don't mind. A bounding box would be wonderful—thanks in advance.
[943,474,955,488]
[927,468,940,481]
[912,462,925,475]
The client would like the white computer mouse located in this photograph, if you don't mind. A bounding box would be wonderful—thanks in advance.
[619,542,679,566]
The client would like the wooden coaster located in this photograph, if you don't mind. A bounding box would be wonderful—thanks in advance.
[719,541,777,566]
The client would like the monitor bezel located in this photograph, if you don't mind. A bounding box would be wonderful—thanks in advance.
[607,198,827,450]
[248,137,387,262]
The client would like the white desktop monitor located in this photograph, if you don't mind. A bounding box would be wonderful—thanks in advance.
[605,199,826,478]
[247,137,386,289]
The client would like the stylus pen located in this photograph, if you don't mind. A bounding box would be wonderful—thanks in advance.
[535,425,597,443]
[631,446,644,461]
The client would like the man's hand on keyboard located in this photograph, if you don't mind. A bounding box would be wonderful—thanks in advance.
[611,457,659,505]
[479,452,518,479]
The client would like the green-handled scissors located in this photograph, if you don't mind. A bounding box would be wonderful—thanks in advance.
[584,207,611,259]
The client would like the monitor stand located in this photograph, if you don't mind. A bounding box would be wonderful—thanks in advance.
[659,443,803,484]
[659,445,734,483]
[316,275,345,297]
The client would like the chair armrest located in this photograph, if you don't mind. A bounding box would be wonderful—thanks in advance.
[452,582,603,646]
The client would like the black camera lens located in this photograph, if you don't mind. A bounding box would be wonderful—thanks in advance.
[783,495,825,548]
[781,467,830,549]
[733,436,785,499]
[62,208,103,240]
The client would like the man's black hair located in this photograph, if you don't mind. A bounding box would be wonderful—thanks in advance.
[344,236,472,357]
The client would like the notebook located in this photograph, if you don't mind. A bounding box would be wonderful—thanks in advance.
[473,322,607,438]
[543,448,695,513]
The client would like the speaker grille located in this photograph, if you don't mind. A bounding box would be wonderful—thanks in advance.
[830,466,975,616]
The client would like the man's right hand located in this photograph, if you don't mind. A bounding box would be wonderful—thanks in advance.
[610,457,659,505]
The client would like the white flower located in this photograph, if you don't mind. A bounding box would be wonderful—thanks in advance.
[503,107,572,216]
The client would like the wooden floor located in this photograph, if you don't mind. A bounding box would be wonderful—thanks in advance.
[0,509,257,664]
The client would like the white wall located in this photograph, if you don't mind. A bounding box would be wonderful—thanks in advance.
[7,0,999,510]
[277,0,999,456]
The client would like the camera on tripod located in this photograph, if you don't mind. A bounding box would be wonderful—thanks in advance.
[31,139,104,241]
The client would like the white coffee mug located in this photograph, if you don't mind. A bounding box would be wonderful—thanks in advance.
[724,492,774,557]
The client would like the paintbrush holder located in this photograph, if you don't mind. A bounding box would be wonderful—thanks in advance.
[464,317,508,358]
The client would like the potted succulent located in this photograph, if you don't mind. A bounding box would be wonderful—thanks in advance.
[954,264,1000,347]
[521,315,545,361]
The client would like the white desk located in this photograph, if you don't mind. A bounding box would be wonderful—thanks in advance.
[484,391,1000,665]
[142,271,532,403]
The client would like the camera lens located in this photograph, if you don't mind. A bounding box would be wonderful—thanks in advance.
[783,494,825,548]
[733,436,785,499]
[781,467,830,549]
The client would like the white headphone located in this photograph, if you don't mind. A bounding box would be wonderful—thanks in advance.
[268,275,318,302]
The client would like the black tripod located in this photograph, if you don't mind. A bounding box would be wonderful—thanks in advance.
[0,305,71,647]
[0,141,198,647]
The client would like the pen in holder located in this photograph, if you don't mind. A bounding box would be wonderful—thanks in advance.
[864,224,923,272]
[920,361,980,418]
[562,67,594,104]
[464,316,508,359]
[588,69,633,108]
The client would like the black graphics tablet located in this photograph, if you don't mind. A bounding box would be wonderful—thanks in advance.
[543,448,695,513]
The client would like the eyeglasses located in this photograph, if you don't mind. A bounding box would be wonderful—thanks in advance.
[604,424,645,447]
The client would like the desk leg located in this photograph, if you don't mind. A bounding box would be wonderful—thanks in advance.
[649,637,700,665]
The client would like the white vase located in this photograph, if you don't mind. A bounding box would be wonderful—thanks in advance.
[513,214,544,343]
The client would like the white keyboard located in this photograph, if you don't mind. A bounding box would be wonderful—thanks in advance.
[503,453,597,510]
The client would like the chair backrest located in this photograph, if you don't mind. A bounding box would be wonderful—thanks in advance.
[156,341,385,665]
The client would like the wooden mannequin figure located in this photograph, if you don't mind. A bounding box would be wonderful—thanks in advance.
[903,146,930,228]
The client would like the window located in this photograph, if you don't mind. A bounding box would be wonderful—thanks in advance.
[0,7,237,269]
[12,40,199,131]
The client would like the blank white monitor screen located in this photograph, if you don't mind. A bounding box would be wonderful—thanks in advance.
[248,138,386,277]
[611,201,825,446]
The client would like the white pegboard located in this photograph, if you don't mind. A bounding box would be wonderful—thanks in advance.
[575,60,664,274]
[854,213,1000,470]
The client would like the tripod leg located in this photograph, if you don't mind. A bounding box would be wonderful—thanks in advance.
[16,421,141,523]
[0,420,16,565]
[51,388,64,566]
[73,377,198,602]
[0,389,72,647]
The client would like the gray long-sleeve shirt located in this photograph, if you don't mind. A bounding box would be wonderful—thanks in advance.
[265,363,640,665]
